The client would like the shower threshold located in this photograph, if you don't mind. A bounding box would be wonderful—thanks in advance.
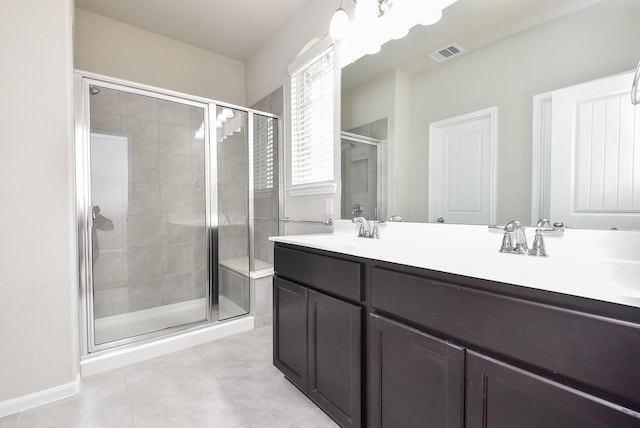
[94,296,244,345]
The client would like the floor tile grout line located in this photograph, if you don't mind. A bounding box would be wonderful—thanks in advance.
[13,411,22,428]
[194,345,255,428]
[122,368,137,427]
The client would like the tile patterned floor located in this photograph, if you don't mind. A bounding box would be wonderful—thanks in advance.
[1,327,338,428]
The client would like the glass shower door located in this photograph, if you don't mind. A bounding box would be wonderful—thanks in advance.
[87,83,210,347]
[215,106,251,321]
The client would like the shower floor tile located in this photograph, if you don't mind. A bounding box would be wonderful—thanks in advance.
[3,326,338,428]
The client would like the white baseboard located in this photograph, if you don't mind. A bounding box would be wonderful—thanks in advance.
[0,317,254,418]
[0,375,80,418]
[81,316,254,376]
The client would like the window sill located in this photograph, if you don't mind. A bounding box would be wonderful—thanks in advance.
[287,181,337,197]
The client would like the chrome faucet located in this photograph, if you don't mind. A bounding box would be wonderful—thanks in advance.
[500,220,529,254]
[496,219,564,256]
[352,217,380,239]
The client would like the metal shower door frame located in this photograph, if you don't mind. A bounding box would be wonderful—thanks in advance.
[74,71,219,355]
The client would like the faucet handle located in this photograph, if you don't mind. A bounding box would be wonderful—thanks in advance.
[536,218,551,228]
[528,229,548,257]
[499,231,514,253]
[359,222,369,238]
[371,222,380,239]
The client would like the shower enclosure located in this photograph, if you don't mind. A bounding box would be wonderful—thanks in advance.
[341,131,386,220]
[75,72,279,354]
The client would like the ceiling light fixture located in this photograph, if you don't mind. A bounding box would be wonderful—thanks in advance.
[330,0,454,57]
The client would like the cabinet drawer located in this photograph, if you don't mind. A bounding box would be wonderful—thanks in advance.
[370,266,640,408]
[274,245,362,302]
[467,351,640,427]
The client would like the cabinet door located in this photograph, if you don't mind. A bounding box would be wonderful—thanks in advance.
[368,313,464,428]
[273,277,308,391]
[308,290,362,428]
[466,351,640,428]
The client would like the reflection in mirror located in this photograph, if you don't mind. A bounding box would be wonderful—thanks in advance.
[341,119,388,221]
[340,0,640,229]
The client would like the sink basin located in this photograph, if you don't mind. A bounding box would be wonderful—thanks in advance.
[594,260,640,303]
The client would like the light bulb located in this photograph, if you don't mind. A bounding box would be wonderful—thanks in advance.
[355,0,378,23]
[384,0,411,39]
[420,9,442,26]
[365,40,381,55]
[221,108,234,119]
[330,8,350,40]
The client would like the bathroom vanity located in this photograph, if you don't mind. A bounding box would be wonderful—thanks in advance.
[271,227,640,427]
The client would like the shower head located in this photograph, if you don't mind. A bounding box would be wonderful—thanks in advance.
[89,85,100,95]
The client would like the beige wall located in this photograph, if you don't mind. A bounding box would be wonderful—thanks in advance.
[0,0,78,404]
[75,9,246,105]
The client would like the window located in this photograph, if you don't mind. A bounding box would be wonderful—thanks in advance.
[254,115,275,191]
[290,43,336,192]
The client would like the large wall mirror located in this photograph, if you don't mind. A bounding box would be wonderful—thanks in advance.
[340,0,640,229]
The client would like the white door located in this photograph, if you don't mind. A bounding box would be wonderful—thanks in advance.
[428,108,497,224]
[551,71,640,229]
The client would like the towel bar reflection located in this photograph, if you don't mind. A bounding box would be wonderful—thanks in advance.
[279,217,333,226]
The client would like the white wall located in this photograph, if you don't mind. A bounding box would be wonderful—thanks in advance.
[245,2,339,233]
[75,9,246,105]
[245,3,336,107]
[0,0,78,408]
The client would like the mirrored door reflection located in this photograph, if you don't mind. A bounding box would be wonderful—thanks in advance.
[89,85,208,345]
[215,106,250,320]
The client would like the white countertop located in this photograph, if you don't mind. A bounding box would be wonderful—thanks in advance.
[271,221,640,309]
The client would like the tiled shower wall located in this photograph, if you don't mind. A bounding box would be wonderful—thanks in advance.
[90,87,207,318]
[216,123,251,317]
[217,129,248,264]
[251,86,284,327]
[251,86,283,267]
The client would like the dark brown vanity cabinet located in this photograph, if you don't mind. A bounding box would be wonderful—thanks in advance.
[273,246,363,428]
[466,351,640,428]
[273,243,640,428]
[368,313,464,428]
[370,265,640,428]
[273,278,308,391]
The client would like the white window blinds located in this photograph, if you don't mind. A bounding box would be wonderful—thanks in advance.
[253,115,275,190]
[290,46,335,186]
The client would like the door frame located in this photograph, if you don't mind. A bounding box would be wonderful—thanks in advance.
[531,92,553,225]
[74,71,218,355]
[428,107,498,224]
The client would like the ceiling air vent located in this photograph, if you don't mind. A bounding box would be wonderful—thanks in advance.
[429,43,465,63]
